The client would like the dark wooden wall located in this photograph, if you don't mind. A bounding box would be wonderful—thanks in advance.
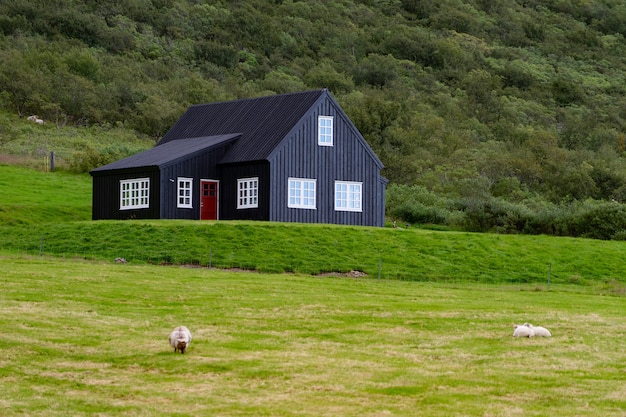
[160,145,231,220]
[268,96,386,226]
[91,168,160,220]
[219,162,270,221]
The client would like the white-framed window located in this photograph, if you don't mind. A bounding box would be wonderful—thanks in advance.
[237,177,258,209]
[318,116,333,146]
[288,178,316,209]
[120,178,150,210]
[177,177,193,208]
[335,181,362,212]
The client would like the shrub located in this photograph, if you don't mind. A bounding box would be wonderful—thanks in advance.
[386,184,456,225]
[460,197,532,234]
[569,202,626,240]
[68,145,136,173]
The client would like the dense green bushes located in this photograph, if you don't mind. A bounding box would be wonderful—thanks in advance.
[3,0,626,238]
[387,184,626,240]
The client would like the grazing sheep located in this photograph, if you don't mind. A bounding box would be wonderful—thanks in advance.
[523,323,552,337]
[168,326,192,354]
[513,324,535,337]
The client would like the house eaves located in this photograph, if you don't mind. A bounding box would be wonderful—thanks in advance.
[90,134,241,175]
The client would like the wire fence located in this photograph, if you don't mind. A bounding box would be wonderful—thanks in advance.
[0,241,565,289]
[3,228,626,296]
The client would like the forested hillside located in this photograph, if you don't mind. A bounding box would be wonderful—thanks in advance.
[3,0,626,237]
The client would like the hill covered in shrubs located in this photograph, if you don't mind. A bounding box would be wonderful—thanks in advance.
[2,0,626,237]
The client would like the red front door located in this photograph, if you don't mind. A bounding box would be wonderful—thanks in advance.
[200,180,219,220]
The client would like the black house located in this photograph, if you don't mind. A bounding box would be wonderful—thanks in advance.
[90,89,388,226]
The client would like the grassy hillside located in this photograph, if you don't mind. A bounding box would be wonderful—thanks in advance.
[0,111,153,171]
[1,255,625,416]
[2,164,626,291]
[0,164,91,225]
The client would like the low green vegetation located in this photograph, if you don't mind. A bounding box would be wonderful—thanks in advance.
[2,164,626,289]
[1,255,624,416]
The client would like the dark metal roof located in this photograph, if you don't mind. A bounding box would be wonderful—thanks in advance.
[90,134,240,173]
[158,89,327,163]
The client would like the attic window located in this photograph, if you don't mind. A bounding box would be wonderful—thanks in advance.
[335,181,362,212]
[120,178,150,210]
[237,177,258,209]
[318,116,333,146]
[177,177,193,209]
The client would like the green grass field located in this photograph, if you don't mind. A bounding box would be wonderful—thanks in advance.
[1,164,626,416]
[1,254,625,416]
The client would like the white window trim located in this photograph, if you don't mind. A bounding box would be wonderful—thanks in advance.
[318,116,333,146]
[120,178,150,210]
[335,181,362,212]
[288,177,317,209]
[237,177,258,209]
[177,177,193,209]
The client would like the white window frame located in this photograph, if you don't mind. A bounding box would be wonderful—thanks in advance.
[288,178,317,209]
[318,116,333,146]
[177,177,193,209]
[120,178,150,210]
[237,177,258,209]
[335,181,362,212]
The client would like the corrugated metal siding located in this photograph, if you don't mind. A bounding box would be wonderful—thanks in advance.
[92,168,160,220]
[159,145,232,219]
[91,141,235,221]
[268,96,385,226]
[220,162,270,220]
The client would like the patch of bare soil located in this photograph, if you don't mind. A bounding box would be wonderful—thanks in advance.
[317,270,368,278]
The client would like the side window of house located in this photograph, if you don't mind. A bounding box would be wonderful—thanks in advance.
[335,181,362,212]
[237,177,258,209]
[288,178,316,209]
[120,178,150,210]
[318,116,333,146]
[177,177,193,208]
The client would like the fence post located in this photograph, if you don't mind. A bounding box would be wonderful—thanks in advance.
[548,262,552,289]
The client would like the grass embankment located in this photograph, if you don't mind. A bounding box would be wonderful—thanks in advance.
[2,165,626,288]
[4,220,626,289]
[1,255,624,416]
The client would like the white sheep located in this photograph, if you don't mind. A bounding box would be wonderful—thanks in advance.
[513,324,535,337]
[168,325,192,354]
[523,322,552,337]
[27,115,44,124]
